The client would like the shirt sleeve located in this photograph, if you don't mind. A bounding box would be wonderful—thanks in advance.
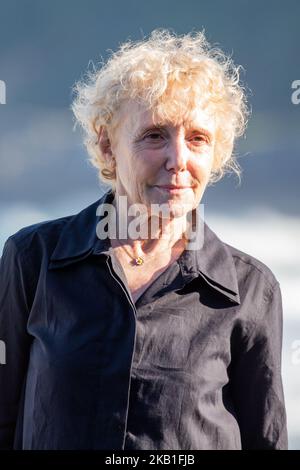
[0,237,33,449]
[229,281,288,449]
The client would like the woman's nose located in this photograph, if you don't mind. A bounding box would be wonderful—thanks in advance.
[164,133,189,172]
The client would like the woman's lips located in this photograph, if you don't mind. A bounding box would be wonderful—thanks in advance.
[154,185,193,194]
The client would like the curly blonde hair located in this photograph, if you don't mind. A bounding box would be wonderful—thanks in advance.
[71,28,249,188]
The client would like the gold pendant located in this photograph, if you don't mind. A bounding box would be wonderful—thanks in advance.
[135,256,144,265]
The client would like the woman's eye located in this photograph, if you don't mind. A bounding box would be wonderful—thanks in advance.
[191,135,207,143]
[146,132,163,140]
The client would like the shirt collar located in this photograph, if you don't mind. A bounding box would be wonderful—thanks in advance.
[49,188,240,305]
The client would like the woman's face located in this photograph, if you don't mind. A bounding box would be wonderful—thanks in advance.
[106,99,216,218]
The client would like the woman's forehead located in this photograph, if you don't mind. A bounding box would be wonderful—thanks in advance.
[121,99,216,134]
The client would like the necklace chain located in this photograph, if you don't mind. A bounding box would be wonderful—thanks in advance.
[114,236,189,267]
[117,243,145,266]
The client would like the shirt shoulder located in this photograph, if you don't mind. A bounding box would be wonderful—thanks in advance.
[2,215,72,262]
[0,216,74,317]
[224,242,280,298]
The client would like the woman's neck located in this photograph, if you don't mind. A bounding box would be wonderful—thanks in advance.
[109,194,190,258]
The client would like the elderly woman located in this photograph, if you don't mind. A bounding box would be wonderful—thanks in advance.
[0,29,288,450]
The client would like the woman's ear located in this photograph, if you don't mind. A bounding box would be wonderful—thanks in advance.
[97,126,113,162]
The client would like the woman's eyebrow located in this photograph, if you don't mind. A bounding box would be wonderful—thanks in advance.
[182,120,213,140]
[139,124,165,132]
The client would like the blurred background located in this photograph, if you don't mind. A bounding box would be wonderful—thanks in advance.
[0,0,299,448]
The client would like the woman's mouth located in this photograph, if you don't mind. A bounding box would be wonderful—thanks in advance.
[154,185,194,194]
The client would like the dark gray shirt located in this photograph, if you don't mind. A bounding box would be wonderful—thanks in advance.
[0,188,288,449]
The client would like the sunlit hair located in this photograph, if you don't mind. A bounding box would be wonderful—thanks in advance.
[71,28,249,189]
